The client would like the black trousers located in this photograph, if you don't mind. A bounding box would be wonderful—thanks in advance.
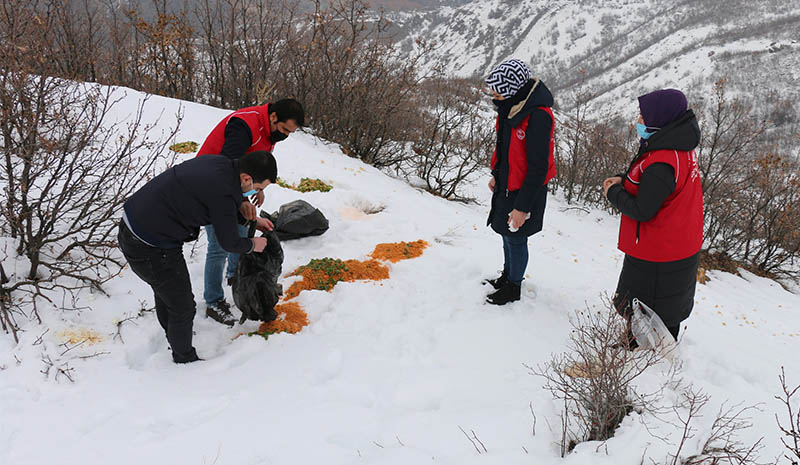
[118,221,199,363]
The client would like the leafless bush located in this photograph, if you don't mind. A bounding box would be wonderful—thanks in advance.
[194,0,297,109]
[405,77,494,202]
[657,387,763,465]
[529,298,674,455]
[776,367,800,464]
[113,299,155,344]
[550,73,634,211]
[698,79,800,280]
[1,14,178,330]
[123,3,196,101]
[698,78,767,255]
[1,73,177,294]
[0,261,19,343]
[281,0,431,168]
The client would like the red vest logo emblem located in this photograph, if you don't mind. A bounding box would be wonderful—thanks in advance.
[516,129,525,140]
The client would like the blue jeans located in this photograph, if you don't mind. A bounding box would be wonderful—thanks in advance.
[502,234,529,286]
[203,223,249,305]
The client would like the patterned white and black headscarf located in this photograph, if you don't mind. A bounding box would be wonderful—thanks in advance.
[485,59,532,99]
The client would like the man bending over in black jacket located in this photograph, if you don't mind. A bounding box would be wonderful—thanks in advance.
[118,151,276,363]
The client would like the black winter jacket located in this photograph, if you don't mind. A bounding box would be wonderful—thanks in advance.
[487,79,554,237]
[123,155,251,254]
[610,110,703,328]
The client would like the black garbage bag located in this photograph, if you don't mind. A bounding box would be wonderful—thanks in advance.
[264,199,329,241]
[233,227,283,324]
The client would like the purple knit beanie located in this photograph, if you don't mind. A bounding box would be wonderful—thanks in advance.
[638,89,688,128]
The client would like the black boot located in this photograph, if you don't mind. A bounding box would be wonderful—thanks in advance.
[482,270,508,290]
[205,299,237,327]
[486,280,521,305]
[173,347,202,364]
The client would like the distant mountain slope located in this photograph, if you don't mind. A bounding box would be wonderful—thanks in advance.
[390,0,800,116]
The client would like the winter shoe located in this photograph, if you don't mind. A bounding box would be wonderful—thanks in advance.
[486,281,521,305]
[205,299,236,327]
[172,347,202,364]
[483,270,508,290]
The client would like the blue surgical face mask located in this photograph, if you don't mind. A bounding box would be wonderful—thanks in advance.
[636,123,658,140]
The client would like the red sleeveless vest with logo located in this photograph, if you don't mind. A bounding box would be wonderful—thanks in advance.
[618,149,704,262]
[491,106,557,190]
[197,104,275,157]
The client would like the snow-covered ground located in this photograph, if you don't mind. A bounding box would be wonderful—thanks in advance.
[1,88,799,465]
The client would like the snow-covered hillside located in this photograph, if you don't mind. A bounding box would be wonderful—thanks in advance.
[392,0,800,116]
[1,87,799,465]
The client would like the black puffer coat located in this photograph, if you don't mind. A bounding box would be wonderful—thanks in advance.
[610,110,702,330]
[613,252,700,329]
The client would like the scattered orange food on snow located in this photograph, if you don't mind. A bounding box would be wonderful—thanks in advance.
[259,302,309,334]
[369,240,429,263]
[284,258,389,300]
[250,240,429,339]
[57,328,104,345]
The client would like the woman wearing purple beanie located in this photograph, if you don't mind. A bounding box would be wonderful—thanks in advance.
[603,89,704,347]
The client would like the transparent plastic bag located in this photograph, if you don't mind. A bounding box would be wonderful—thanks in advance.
[630,298,676,353]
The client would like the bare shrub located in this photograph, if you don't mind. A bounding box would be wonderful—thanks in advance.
[123,2,196,101]
[659,388,763,465]
[194,0,298,109]
[46,0,107,82]
[1,72,177,287]
[0,260,19,342]
[405,77,494,202]
[281,0,431,168]
[0,57,178,337]
[697,78,767,255]
[776,367,800,464]
[529,298,674,455]
[698,79,800,280]
[551,73,633,210]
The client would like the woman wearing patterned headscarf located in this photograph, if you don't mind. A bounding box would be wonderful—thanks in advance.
[483,58,557,306]
[603,89,703,347]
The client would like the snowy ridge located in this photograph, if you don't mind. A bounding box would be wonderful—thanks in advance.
[1,86,799,464]
[392,0,800,115]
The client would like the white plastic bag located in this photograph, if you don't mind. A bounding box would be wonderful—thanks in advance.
[630,298,676,354]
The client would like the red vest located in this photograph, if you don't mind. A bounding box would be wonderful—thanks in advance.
[491,107,557,191]
[618,149,704,262]
[197,104,275,157]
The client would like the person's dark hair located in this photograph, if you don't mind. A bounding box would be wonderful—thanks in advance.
[238,151,277,183]
[269,98,305,127]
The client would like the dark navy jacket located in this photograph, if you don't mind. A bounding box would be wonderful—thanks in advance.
[487,79,555,237]
[123,155,252,254]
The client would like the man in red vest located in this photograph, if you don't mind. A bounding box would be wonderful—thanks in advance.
[603,89,703,347]
[197,98,305,326]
